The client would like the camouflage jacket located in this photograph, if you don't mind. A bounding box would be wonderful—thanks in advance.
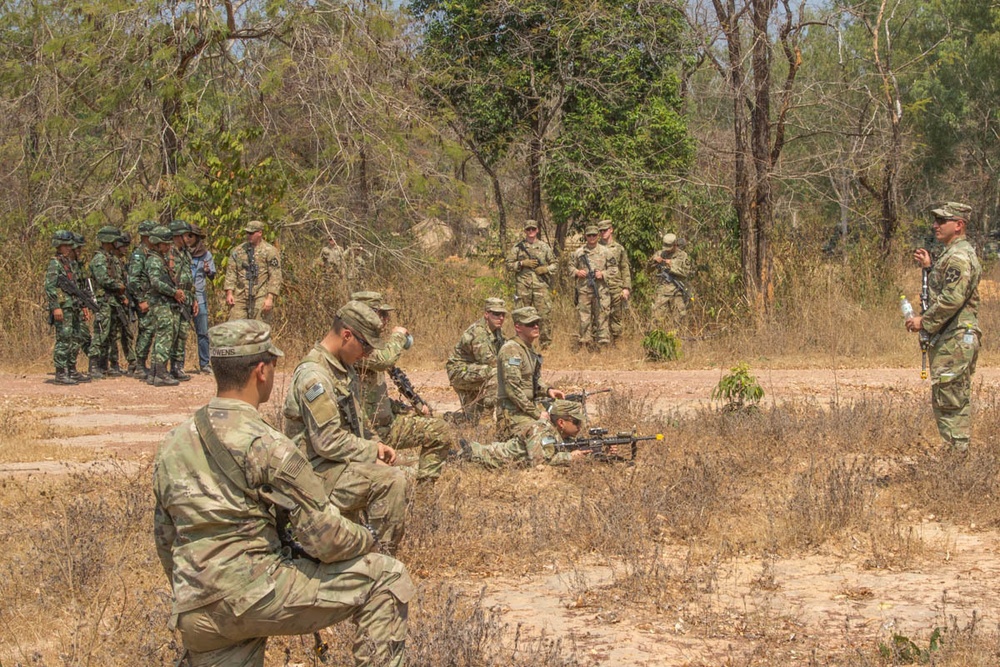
[446,317,504,376]
[153,397,372,615]
[224,240,282,297]
[569,244,617,293]
[601,239,632,291]
[357,331,410,432]
[88,249,125,301]
[284,343,380,466]
[43,255,78,311]
[127,246,150,302]
[505,239,557,290]
[650,249,692,294]
[497,336,549,419]
[145,250,178,304]
[923,237,981,340]
[170,245,195,301]
[521,419,573,467]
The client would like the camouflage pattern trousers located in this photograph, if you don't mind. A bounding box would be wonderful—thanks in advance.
[576,287,610,345]
[320,460,407,555]
[652,286,687,331]
[470,437,528,468]
[150,301,181,365]
[228,293,272,322]
[447,363,497,419]
[929,328,981,452]
[87,298,129,363]
[172,315,191,365]
[176,554,413,667]
[515,281,553,347]
[134,309,154,365]
[608,290,628,341]
[379,414,453,481]
[51,307,82,370]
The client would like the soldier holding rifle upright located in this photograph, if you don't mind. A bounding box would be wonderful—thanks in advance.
[225,220,281,321]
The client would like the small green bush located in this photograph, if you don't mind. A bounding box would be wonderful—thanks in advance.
[642,329,681,361]
[712,362,764,411]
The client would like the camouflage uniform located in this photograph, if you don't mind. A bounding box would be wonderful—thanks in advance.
[112,233,135,373]
[169,221,196,376]
[283,311,407,552]
[129,222,156,377]
[650,234,692,330]
[70,236,93,369]
[469,419,574,468]
[570,231,616,347]
[44,232,84,383]
[921,205,982,452]
[496,317,551,440]
[86,228,128,376]
[445,301,506,420]
[320,242,347,279]
[505,226,557,348]
[599,223,632,343]
[145,227,183,384]
[225,221,281,322]
[155,320,411,667]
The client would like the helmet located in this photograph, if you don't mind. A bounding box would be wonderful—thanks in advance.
[51,229,75,248]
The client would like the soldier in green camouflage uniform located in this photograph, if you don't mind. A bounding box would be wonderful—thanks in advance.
[599,220,632,344]
[906,202,982,452]
[129,221,156,379]
[353,292,453,482]
[445,297,507,422]
[44,230,86,385]
[145,226,186,387]
[86,226,128,379]
[112,232,135,374]
[69,233,93,381]
[168,220,198,381]
[497,307,565,440]
[225,220,282,321]
[284,301,409,554]
[464,399,587,468]
[505,221,557,349]
[155,319,411,667]
[570,225,617,348]
[650,233,693,330]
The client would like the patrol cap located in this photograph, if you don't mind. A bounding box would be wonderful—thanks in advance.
[209,319,284,358]
[51,229,75,248]
[931,202,972,221]
[597,219,613,231]
[245,220,265,233]
[662,233,677,246]
[549,399,586,423]
[72,233,85,248]
[97,226,121,243]
[584,225,600,236]
[512,306,542,325]
[169,219,192,235]
[523,220,539,230]
[138,220,157,236]
[350,290,395,311]
[148,225,172,244]
[337,300,386,349]
[190,223,207,238]
[484,297,508,314]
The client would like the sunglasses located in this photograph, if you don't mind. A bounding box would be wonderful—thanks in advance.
[348,328,373,353]
[932,218,957,227]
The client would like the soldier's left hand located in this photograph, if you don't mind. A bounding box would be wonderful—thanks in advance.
[594,270,604,280]
[418,403,431,417]
[262,294,274,313]
[905,316,923,333]
[192,301,200,316]
[547,388,565,400]
[82,308,91,322]
[622,289,631,300]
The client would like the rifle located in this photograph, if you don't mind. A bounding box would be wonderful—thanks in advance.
[388,367,432,415]
[56,274,99,313]
[658,255,693,306]
[160,260,195,325]
[918,267,931,380]
[555,428,664,463]
[541,387,612,419]
[245,243,259,319]
[576,252,599,308]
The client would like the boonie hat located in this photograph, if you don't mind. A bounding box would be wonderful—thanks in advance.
[337,300,386,350]
[209,319,284,358]
[72,233,85,248]
[115,231,132,247]
[931,202,972,221]
[549,399,586,422]
[190,223,207,238]
[245,220,265,233]
[597,219,612,231]
[484,297,508,314]
[662,233,677,246]
[97,226,121,243]
[51,229,75,248]
[512,306,542,325]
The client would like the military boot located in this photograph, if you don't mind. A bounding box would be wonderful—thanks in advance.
[68,362,91,383]
[106,358,124,377]
[152,363,179,387]
[134,363,150,380]
[170,361,191,382]
[54,368,78,385]
[88,356,105,380]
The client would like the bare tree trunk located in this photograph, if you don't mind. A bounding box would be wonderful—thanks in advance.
[750,0,777,308]
[528,132,543,224]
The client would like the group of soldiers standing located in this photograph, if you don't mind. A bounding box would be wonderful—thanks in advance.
[44,219,281,386]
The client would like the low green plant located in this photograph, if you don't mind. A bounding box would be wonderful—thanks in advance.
[711,362,764,411]
[878,628,943,664]
[642,329,681,361]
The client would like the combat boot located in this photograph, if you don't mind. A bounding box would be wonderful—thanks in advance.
[88,356,105,380]
[54,368,78,385]
[106,358,124,377]
[170,361,191,382]
[134,363,150,380]
[152,363,179,387]
[68,362,91,383]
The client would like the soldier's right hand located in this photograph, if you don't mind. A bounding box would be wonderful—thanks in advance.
[139,301,149,314]
[376,442,397,466]
[225,290,235,306]
[174,289,186,303]
[534,265,549,275]
[520,258,539,269]
[392,326,409,336]
[52,308,64,323]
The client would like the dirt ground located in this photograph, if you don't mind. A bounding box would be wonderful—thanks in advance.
[4,366,1000,665]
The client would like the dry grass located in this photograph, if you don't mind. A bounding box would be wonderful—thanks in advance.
[0,400,104,463]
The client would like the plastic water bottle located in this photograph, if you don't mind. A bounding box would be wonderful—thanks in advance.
[899,295,915,319]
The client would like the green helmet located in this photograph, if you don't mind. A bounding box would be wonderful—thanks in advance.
[51,229,75,248]
[169,219,192,235]
[148,226,172,244]
[72,232,85,248]
[97,226,121,243]
[138,220,157,236]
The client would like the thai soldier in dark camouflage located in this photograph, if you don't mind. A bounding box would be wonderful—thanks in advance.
[168,220,198,381]
[129,220,156,379]
[155,319,411,667]
[225,220,282,321]
[353,291,453,482]
[284,301,409,554]
[145,226,186,387]
[496,307,565,439]
[44,230,85,384]
[505,221,557,348]
[112,232,135,374]
[906,202,982,452]
[446,297,507,421]
[86,226,128,379]
[599,220,632,344]
[69,233,93,382]
[466,399,587,467]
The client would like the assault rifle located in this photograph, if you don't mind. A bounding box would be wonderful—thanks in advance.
[245,243,259,319]
[56,274,99,313]
[388,367,432,415]
[576,253,598,308]
[918,267,931,380]
[658,258,693,306]
[555,428,664,463]
[541,387,612,419]
[163,268,195,325]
